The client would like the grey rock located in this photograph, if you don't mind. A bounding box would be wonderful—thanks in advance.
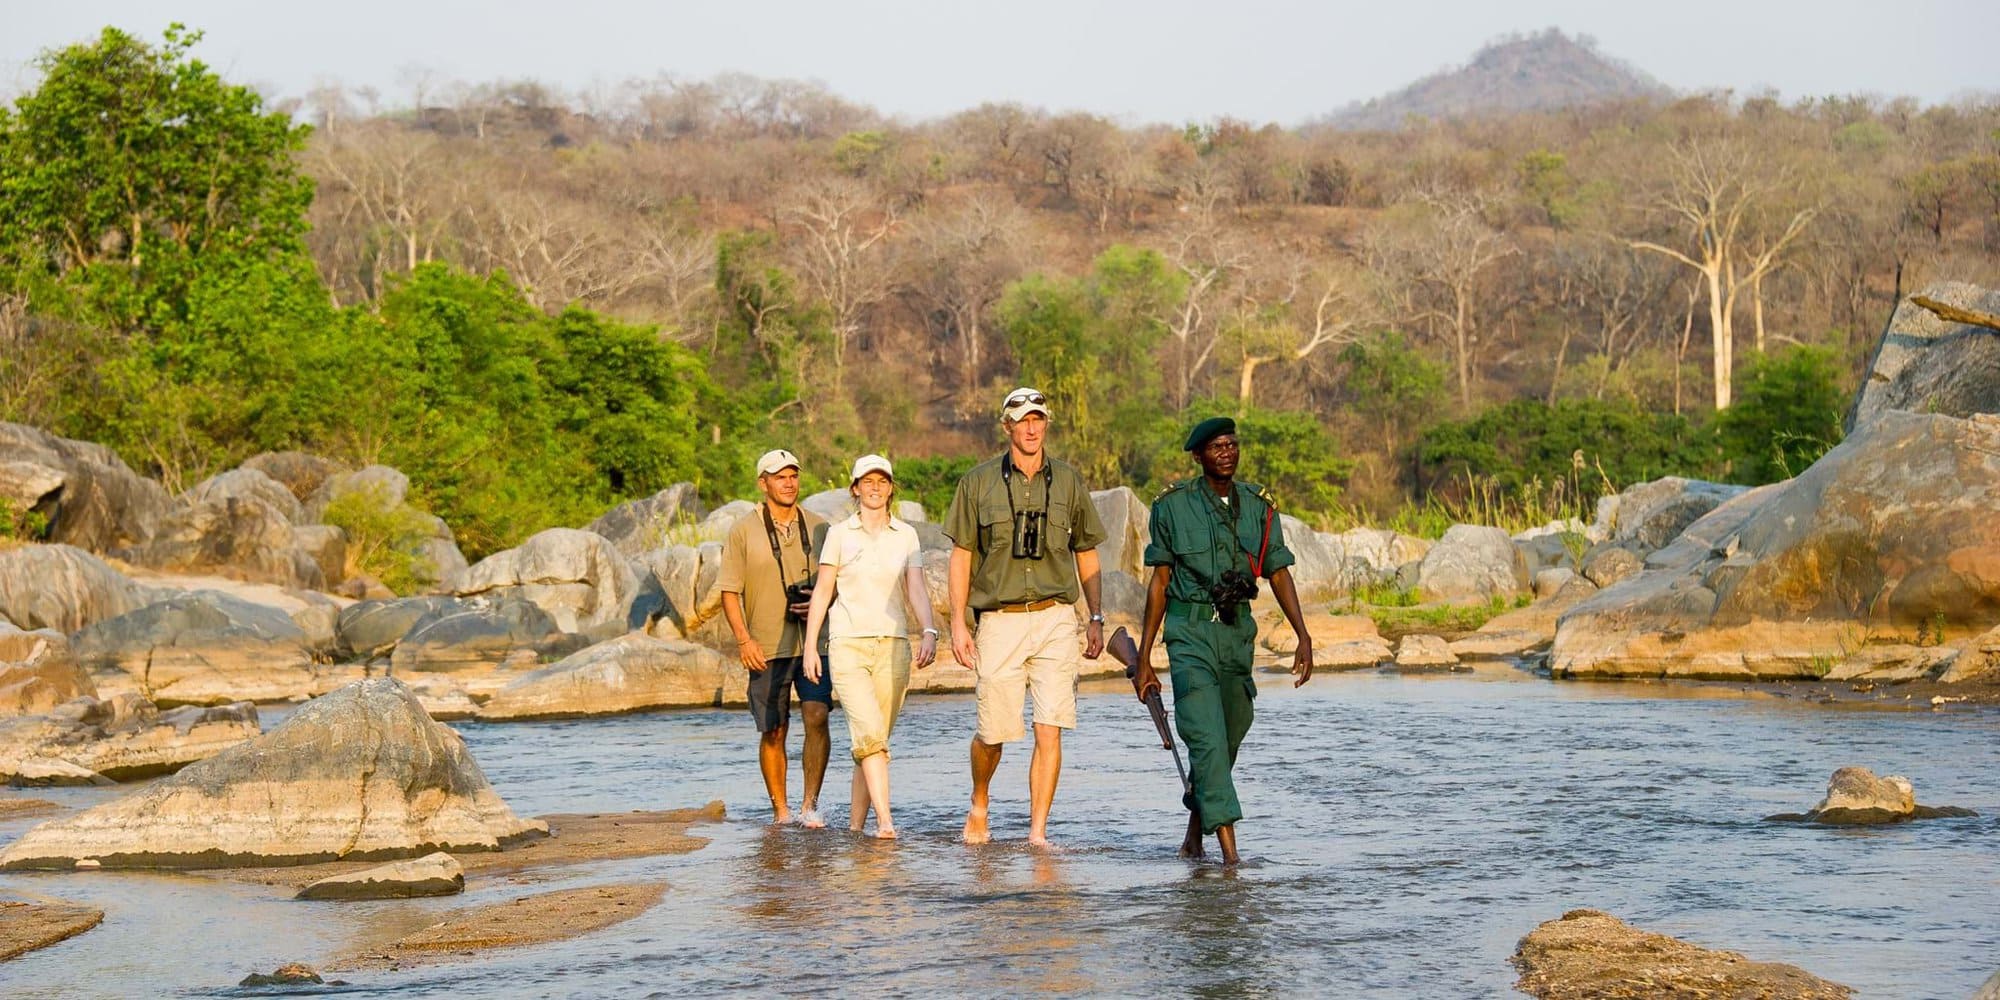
[455,528,641,634]
[1392,634,1461,672]
[1091,487,1150,579]
[0,544,151,633]
[478,633,731,720]
[1,695,258,784]
[303,465,410,522]
[0,678,545,868]
[1580,545,1643,588]
[336,596,461,659]
[296,851,464,900]
[183,468,304,525]
[1847,281,2000,433]
[584,483,705,556]
[136,489,323,590]
[292,524,348,588]
[1598,476,1748,554]
[1532,568,1581,600]
[1417,524,1529,603]
[0,421,171,552]
[71,591,316,705]
[694,500,757,544]
[0,622,94,716]
[1765,766,1978,826]
[240,451,346,504]
[799,489,854,525]
[388,593,561,673]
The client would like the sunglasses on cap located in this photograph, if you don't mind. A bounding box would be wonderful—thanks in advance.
[1006,391,1047,407]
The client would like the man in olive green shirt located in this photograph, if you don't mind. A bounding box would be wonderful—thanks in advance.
[719,450,832,827]
[944,387,1108,847]
[1133,416,1314,865]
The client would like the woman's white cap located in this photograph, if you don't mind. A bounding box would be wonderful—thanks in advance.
[849,454,894,484]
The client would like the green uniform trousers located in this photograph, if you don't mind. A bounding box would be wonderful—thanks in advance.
[1163,602,1258,833]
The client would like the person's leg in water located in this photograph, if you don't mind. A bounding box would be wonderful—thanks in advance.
[796,680,833,828]
[1027,723,1062,847]
[750,660,797,824]
[1169,616,1248,861]
[965,615,1028,844]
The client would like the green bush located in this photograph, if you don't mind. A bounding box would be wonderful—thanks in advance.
[1713,346,1846,484]
[319,483,437,595]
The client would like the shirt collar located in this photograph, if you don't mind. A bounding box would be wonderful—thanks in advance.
[842,512,908,531]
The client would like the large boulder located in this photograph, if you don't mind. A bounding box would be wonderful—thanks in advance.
[71,591,318,705]
[1274,515,1343,601]
[584,483,705,556]
[337,596,461,660]
[0,678,546,869]
[1847,281,2000,433]
[1091,487,1150,578]
[182,468,305,525]
[1417,525,1529,603]
[1590,476,1748,556]
[0,544,152,633]
[0,623,94,716]
[1512,909,1851,999]
[304,464,411,521]
[240,451,346,504]
[455,528,641,637]
[478,633,732,720]
[135,481,324,590]
[1554,411,2000,679]
[693,500,757,544]
[0,695,259,784]
[0,421,171,552]
[388,593,563,673]
[1323,528,1432,592]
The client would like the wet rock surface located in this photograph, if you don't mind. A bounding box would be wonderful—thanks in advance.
[1764,766,1978,825]
[0,678,545,869]
[0,899,104,962]
[296,851,465,900]
[0,695,258,784]
[1513,908,1851,999]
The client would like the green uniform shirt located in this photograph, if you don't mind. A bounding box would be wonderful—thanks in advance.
[1143,479,1295,604]
[943,453,1108,610]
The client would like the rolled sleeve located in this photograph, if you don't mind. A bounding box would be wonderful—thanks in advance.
[942,477,979,550]
[1143,498,1175,567]
[718,520,749,594]
[1067,479,1108,552]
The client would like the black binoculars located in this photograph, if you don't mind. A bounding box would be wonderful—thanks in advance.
[1208,569,1259,626]
[1012,510,1047,560]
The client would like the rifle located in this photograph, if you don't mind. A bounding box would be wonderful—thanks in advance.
[1107,626,1197,815]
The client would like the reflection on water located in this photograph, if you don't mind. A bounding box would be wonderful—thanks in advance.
[3,672,1998,998]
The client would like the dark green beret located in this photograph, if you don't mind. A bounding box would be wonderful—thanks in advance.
[1184,416,1236,452]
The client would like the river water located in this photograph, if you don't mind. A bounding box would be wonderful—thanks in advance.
[4,669,1996,998]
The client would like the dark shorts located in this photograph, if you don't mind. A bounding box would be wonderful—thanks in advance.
[748,655,834,733]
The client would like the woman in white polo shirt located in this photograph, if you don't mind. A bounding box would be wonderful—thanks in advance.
[803,454,938,839]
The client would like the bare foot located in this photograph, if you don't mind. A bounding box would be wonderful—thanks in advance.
[961,806,990,845]
[1179,835,1205,859]
[874,825,898,840]
[798,807,826,830]
[772,809,793,826]
[1027,832,1057,850]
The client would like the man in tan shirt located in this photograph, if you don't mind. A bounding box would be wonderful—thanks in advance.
[944,388,1108,847]
[719,449,832,827]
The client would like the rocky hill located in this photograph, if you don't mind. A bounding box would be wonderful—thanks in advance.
[1323,29,1671,131]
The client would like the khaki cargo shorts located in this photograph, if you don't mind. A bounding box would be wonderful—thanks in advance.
[972,604,1082,744]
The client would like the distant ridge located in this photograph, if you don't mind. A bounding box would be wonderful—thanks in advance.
[1322,28,1672,130]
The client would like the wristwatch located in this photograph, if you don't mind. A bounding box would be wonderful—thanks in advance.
[1088,613,1104,624]
[922,627,940,636]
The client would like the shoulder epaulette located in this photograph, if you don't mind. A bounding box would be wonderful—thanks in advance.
[1155,479,1191,500]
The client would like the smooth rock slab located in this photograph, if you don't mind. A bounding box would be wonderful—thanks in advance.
[296,851,464,900]
[0,899,105,961]
[0,677,546,869]
[0,696,259,784]
[479,633,731,720]
[0,544,152,634]
[70,591,317,706]
[1392,634,1462,672]
[1513,908,1850,999]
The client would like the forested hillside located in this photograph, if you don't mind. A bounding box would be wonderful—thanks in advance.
[4,26,1998,556]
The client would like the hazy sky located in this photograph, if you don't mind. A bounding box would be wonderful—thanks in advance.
[3,0,1995,124]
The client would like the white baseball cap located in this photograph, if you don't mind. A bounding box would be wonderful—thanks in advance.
[756,449,801,476]
[849,454,894,484]
[1002,386,1050,422]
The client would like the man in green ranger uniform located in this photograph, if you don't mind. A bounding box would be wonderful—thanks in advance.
[1132,416,1314,865]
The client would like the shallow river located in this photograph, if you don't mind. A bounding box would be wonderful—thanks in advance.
[4,669,1997,998]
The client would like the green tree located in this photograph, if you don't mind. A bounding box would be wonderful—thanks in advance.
[1340,330,1447,456]
[0,25,312,292]
[1712,345,1846,484]
[1416,397,1710,505]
